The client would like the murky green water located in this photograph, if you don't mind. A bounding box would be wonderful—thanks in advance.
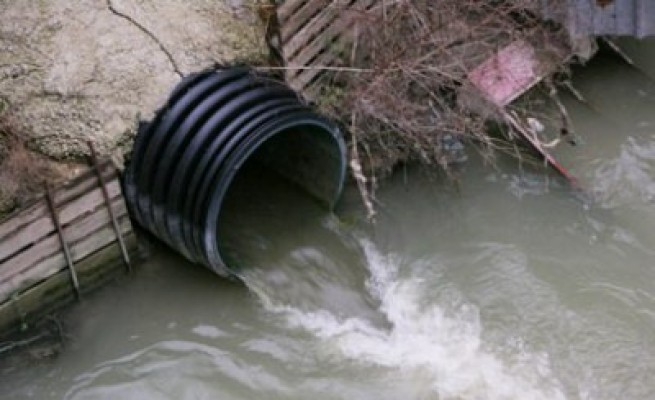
[2,44,655,399]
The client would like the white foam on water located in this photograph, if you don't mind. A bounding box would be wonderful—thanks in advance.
[591,136,655,208]
[245,239,566,400]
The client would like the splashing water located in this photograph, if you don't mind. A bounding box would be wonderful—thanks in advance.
[242,236,566,400]
[591,136,655,208]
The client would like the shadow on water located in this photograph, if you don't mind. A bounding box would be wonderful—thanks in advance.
[217,154,380,322]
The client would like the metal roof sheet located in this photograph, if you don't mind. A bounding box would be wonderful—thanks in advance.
[540,0,655,38]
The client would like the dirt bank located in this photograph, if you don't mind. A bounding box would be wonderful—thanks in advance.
[0,0,266,215]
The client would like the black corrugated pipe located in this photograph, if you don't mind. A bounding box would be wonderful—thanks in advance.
[124,67,347,277]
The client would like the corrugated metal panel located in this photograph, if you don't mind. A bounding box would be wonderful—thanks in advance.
[540,0,655,38]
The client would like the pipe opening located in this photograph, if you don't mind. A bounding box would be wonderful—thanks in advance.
[123,67,347,277]
[217,124,346,272]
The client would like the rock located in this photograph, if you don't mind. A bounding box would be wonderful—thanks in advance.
[0,0,266,163]
[440,134,468,164]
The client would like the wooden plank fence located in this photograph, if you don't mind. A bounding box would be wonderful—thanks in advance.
[0,150,139,336]
[274,0,379,97]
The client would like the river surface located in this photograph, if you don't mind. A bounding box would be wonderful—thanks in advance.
[2,44,655,399]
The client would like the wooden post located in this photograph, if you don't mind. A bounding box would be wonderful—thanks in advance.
[87,141,132,273]
[44,184,81,299]
[10,293,27,331]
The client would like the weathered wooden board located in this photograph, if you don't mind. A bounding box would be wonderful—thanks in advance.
[0,233,139,337]
[0,179,122,264]
[0,162,116,259]
[0,196,127,286]
[277,0,305,24]
[283,0,345,59]
[290,0,377,91]
[278,0,380,94]
[0,159,136,305]
[280,0,330,43]
[469,40,548,107]
[0,214,132,303]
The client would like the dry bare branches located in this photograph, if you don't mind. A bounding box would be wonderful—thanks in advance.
[311,0,571,203]
[0,114,62,216]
